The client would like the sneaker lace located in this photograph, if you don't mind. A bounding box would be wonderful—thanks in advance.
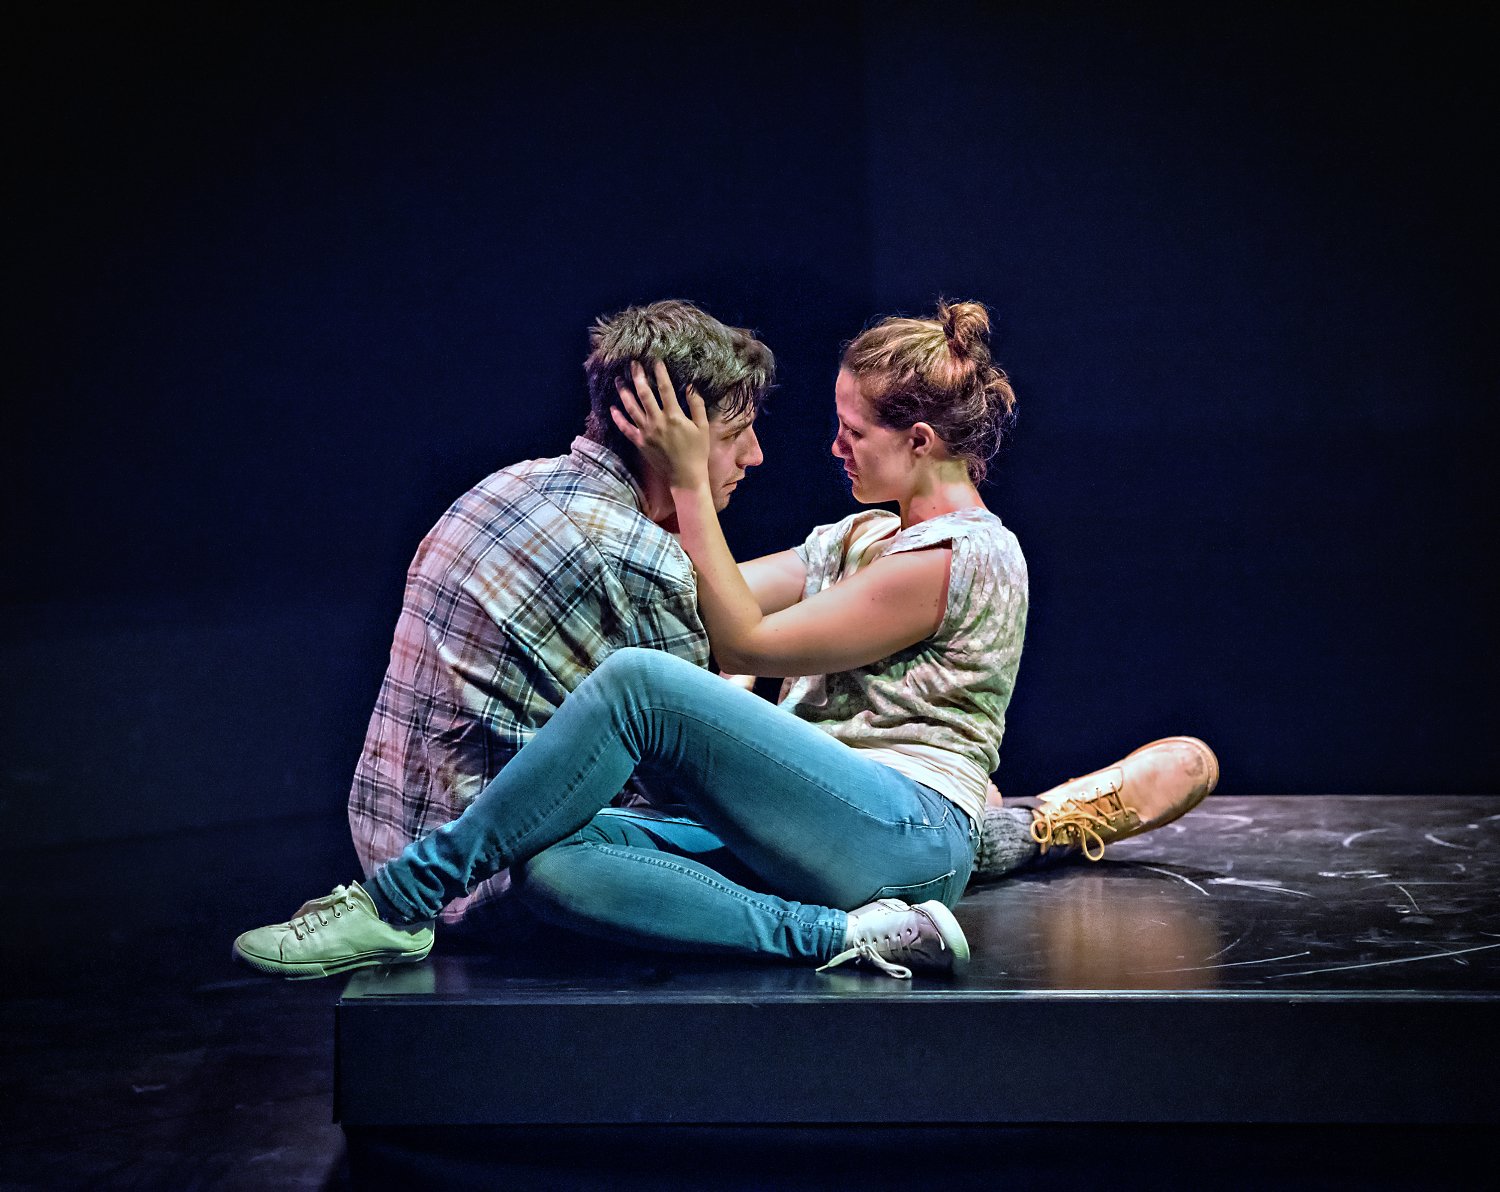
[1029,788,1134,862]
[291,887,354,941]
[817,906,949,980]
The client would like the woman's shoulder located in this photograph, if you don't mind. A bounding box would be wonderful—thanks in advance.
[890,509,1027,631]
[799,508,901,554]
[887,507,1019,557]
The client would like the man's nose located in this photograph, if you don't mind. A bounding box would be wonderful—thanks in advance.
[741,427,764,468]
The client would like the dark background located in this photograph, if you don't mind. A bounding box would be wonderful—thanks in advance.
[6,2,1495,853]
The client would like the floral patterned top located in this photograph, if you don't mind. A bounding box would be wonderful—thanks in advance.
[780,507,1027,825]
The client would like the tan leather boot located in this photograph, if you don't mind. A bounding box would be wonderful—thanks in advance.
[1029,736,1220,861]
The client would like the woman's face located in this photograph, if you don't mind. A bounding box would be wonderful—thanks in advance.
[831,368,914,504]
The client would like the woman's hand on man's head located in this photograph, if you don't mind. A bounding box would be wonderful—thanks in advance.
[610,359,712,490]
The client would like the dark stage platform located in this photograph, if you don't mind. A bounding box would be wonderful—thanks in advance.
[335,796,1496,1188]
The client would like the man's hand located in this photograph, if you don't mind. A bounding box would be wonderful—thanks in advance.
[610,359,711,490]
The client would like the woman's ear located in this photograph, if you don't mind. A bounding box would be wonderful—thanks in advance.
[909,421,937,457]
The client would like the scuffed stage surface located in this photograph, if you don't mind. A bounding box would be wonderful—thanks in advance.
[338,796,1499,1131]
[963,793,1500,995]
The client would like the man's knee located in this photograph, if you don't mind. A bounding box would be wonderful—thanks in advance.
[595,645,680,691]
[591,648,725,737]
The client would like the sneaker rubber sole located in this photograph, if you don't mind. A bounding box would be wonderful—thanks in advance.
[912,899,972,976]
[231,936,433,981]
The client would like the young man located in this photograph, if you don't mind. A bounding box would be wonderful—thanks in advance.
[347,300,772,932]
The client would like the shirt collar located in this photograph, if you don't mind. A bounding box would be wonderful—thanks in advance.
[568,435,650,511]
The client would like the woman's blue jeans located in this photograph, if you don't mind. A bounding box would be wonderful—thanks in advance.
[370,648,977,965]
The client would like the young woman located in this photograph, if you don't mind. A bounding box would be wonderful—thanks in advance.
[235,301,1034,979]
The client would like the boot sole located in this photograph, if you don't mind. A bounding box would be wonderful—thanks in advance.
[231,939,433,981]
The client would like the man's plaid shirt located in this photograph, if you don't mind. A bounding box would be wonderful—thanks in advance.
[348,436,709,925]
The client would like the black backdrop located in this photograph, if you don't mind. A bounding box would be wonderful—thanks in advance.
[7,3,1495,850]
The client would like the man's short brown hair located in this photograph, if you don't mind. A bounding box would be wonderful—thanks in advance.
[583,300,775,466]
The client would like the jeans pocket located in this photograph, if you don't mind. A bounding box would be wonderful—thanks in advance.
[870,869,959,907]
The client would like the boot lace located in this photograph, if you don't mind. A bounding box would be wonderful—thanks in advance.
[1030,786,1136,862]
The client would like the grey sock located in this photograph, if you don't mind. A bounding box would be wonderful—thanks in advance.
[972,805,1041,883]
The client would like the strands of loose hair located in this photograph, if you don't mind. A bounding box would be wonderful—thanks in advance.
[842,300,1017,483]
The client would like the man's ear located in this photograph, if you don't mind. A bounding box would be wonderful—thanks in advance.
[910,421,937,456]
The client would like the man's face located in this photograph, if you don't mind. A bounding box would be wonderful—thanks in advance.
[705,408,764,510]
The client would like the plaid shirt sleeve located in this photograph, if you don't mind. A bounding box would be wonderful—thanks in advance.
[347,439,707,926]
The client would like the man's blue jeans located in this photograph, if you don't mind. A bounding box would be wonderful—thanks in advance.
[371,648,977,965]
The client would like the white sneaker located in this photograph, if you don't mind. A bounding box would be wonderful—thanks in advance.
[232,881,434,980]
[817,898,970,979]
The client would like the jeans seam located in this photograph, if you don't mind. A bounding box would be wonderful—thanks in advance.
[632,704,969,910]
[638,702,947,835]
[583,842,816,922]
[538,841,841,961]
[872,868,958,905]
[597,809,709,829]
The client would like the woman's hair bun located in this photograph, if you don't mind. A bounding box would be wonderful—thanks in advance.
[938,300,990,360]
[840,297,1016,483]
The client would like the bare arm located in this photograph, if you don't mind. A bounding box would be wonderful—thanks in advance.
[613,362,949,677]
[739,550,807,615]
[711,546,951,676]
[723,551,808,684]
